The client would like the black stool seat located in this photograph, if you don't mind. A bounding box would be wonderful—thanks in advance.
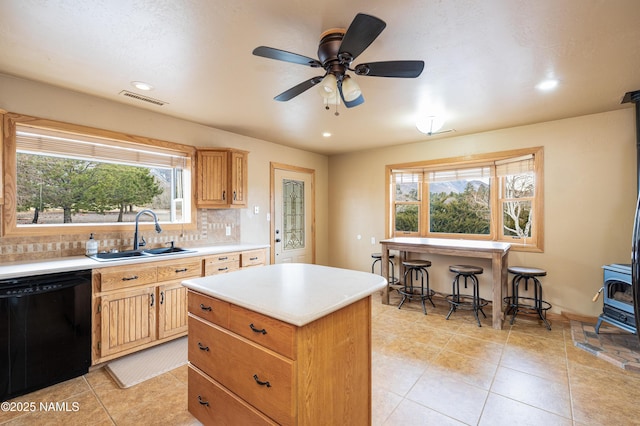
[446,264,487,326]
[398,259,435,315]
[403,259,432,268]
[507,266,546,277]
[449,265,483,275]
[505,266,551,330]
[371,252,396,259]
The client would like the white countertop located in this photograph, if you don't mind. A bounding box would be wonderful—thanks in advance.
[381,237,511,252]
[182,263,387,327]
[0,244,268,280]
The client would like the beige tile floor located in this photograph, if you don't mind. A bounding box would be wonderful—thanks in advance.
[2,291,640,425]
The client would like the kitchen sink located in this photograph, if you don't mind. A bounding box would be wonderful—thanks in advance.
[88,247,194,262]
[142,247,194,255]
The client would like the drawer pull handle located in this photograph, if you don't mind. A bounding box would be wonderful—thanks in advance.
[200,304,212,312]
[197,395,210,406]
[253,374,271,388]
[218,256,228,261]
[122,275,138,281]
[218,267,228,271]
[198,342,210,351]
[249,323,267,335]
[250,257,258,261]
[175,268,188,273]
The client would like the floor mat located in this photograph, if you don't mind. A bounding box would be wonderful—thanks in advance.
[105,337,187,388]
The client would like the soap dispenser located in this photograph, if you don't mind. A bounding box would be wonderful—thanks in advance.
[86,233,98,256]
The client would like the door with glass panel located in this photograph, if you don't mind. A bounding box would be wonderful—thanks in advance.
[272,164,314,264]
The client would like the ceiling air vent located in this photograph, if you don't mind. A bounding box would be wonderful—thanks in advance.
[118,90,168,106]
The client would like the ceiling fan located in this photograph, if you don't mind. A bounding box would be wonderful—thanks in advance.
[252,13,425,109]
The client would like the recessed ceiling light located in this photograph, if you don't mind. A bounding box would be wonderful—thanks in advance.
[536,79,559,91]
[322,132,332,137]
[131,81,154,91]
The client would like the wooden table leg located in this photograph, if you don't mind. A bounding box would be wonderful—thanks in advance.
[381,246,390,305]
[491,252,506,330]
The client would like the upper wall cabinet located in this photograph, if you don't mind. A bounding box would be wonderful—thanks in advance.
[196,148,248,208]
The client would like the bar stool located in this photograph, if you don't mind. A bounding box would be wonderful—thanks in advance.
[371,252,398,285]
[398,259,435,315]
[504,266,551,330]
[445,265,487,327]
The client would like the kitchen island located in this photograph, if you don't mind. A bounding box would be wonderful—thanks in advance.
[182,263,386,425]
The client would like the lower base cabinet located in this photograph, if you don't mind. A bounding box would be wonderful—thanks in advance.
[92,248,267,365]
[187,290,372,425]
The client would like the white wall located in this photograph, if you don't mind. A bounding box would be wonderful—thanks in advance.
[0,73,330,264]
[328,108,637,317]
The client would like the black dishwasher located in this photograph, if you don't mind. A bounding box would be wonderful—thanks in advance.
[0,269,92,401]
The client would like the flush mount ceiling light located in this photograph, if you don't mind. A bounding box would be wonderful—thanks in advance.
[416,116,444,135]
[131,81,154,91]
[535,79,559,91]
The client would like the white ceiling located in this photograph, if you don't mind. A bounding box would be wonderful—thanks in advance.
[1,0,639,155]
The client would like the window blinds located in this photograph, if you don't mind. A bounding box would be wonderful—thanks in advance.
[16,125,187,169]
[495,154,534,176]
[427,167,491,182]
[392,154,534,180]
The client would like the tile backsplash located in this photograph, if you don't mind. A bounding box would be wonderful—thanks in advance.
[0,209,240,263]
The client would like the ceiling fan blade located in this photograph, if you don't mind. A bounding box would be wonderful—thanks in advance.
[338,80,365,108]
[355,60,425,78]
[274,76,324,101]
[253,46,322,68]
[338,13,386,61]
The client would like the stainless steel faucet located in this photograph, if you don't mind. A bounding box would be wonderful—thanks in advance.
[133,209,162,250]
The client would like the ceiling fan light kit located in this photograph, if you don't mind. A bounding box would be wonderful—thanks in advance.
[252,13,425,113]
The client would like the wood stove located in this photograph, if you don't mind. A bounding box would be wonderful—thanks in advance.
[596,264,636,334]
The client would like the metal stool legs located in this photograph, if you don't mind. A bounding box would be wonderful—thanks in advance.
[398,264,435,315]
[371,254,396,285]
[507,274,551,330]
[445,272,487,326]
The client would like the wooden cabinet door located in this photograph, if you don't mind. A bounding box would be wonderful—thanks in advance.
[158,283,188,339]
[230,150,247,206]
[197,150,228,207]
[99,287,156,357]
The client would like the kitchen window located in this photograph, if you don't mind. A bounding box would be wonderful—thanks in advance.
[387,147,543,251]
[2,112,196,236]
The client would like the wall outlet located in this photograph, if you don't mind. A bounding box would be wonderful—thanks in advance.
[254,205,259,214]
[225,226,231,236]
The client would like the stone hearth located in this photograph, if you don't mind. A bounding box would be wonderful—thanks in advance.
[571,320,640,371]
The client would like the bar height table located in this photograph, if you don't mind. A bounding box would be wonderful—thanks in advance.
[380,237,511,330]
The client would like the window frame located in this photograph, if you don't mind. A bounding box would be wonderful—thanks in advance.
[2,112,197,237]
[385,147,544,252]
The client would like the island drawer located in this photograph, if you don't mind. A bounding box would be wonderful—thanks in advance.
[98,265,158,291]
[188,365,277,426]
[189,316,294,425]
[228,304,296,359]
[188,290,229,327]
[157,260,202,281]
